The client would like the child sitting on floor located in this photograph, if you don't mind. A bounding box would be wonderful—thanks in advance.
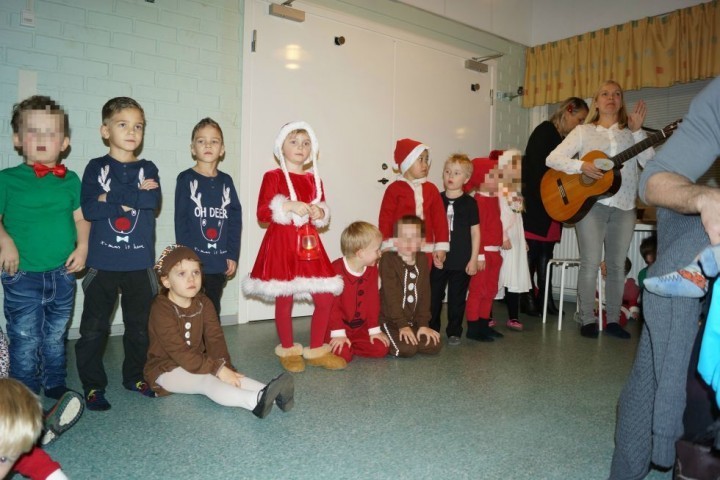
[326,221,390,362]
[380,216,442,357]
[144,245,293,419]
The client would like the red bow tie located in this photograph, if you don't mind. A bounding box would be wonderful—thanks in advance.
[33,163,67,179]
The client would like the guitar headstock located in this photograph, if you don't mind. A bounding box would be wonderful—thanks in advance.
[662,119,682,138]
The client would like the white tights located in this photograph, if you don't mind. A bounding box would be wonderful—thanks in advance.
[156,367,265,411]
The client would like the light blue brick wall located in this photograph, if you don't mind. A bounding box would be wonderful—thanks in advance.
[0,0,244,335]
[0,0,529,338]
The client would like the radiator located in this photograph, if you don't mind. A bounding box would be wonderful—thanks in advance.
[549,224,655,299]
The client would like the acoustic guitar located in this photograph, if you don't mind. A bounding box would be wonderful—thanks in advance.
[540,120,680,224]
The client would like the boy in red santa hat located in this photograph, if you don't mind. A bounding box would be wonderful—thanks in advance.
[464,152,505,342]
[378,138,449,269]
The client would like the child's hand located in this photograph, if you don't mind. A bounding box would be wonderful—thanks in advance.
[139,178,159,190]
[98,193,107,203]
[433,251,446,269]
[65,245,88,273]
[285,201,310,216]
[370,332,390,347]
[329,336,351,354]
[502,239,512,250]
[225,259,237,277]
[0,239,20,275]
[465,258,478,276]
[217,365,244,387]
[417,326,440,346]
[308,203,324,220]
[398,326,417,345]
[477,259,486,271]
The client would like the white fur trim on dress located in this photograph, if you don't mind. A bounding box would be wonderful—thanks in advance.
[368,326,381,336]
[312,201,331,228]
[242,274,344,302]
[270,194,294,225]
[270,194,310,227]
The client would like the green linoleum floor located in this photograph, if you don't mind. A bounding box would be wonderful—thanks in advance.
[41,302,674,480]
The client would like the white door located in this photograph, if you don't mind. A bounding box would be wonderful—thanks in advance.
[239,0,493,321]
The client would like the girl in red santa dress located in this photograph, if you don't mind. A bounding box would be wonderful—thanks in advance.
[242,121,345,373]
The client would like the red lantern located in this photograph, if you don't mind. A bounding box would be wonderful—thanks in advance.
[297,223,320,260]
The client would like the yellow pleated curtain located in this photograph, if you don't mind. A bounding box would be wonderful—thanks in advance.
[523,1,720,108]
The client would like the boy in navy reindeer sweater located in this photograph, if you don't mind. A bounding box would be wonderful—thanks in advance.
[75,97,161,411]
[175,118,242,315]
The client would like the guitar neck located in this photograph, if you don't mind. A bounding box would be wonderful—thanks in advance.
[611,129,669,167]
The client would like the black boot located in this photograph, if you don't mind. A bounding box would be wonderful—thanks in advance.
[466,319,495,342]
[520,292,541,317]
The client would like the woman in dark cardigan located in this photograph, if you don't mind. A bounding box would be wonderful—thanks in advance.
[521,97,588,314]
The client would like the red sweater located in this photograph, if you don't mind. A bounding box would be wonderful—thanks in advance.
[378,178,449,253]
[328,258,381,337]
[475,193,502,249]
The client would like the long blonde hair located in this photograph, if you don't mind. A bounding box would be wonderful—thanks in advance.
[585,80,629,128]
[550,97,589,136]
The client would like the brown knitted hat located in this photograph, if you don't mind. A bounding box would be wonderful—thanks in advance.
[154,245,201,277]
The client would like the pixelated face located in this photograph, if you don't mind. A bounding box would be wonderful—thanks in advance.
[596,83,623,115]
[356,236,382,267]
[101,107,144,157]
[191,125,225,165]
[282,132,312,170]
[161,259,202,306]
[443,161,469,191]
[405,150,429,180]
[13,110,69,166]
[393,223,423,257]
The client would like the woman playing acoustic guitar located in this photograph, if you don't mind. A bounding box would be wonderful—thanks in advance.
[522,97,588,316]
[546,80,654,339]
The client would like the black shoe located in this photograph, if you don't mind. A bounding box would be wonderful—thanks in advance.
[44,385,70,400]
[580,323,599,338]
[275,375,295,413]
[253,373,293,419]
[466,321,495,342]
[520,293,542,317]
[605,323,631,339]
[488,327,504,338]
[42,390,84,446]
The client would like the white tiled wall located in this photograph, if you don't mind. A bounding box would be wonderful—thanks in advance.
[0,0,243,333]
[0,0,530,334]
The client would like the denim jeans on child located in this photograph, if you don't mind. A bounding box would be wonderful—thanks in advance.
[2,265,76,393]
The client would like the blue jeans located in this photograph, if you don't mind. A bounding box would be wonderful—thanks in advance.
[3,265,76,393]
[575,204,636,326]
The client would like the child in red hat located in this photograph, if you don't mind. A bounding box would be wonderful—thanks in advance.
[378,139,449,269]
[463,155,505,341]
